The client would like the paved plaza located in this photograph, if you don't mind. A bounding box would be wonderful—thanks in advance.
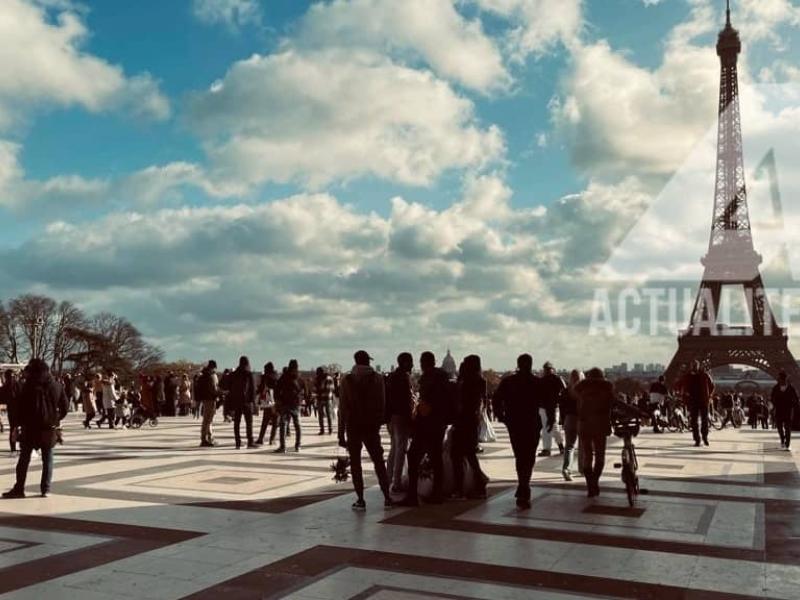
[0,414,799,599]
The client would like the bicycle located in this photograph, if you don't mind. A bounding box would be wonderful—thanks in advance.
[664,401,688,433]
[612,416,641,507]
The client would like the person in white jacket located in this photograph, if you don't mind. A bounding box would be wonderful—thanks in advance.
[97,371,119,429]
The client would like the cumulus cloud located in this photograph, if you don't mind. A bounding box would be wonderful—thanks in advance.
[188,48,505,189]
[551,37,718,176]
[2,170,646,364]
[472,0,583,61]
[0,0,170,127]
[1,157,688,368]
[0,139,238,214]
[297,0,511,93]
[191,0,261,29]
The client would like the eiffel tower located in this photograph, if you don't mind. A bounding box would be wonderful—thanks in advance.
[664,1,800,385]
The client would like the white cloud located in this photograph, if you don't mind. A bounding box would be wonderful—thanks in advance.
[191,0,261,28]
[0,165,673,368]
[188,48,505,189]
[551,38,718,175]
[472,0,583,61]
[0,0,170,128]
[738,0,800,46]
[0,140,233,213]
[297,0,511,93]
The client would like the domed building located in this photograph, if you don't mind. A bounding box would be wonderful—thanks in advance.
[441,349,457,380]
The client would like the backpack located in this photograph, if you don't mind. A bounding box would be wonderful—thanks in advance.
[30,381,57,430]
[196,371,216,403]
[350,372,383,428]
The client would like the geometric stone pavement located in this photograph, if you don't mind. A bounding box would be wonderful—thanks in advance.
[1,413,799,598]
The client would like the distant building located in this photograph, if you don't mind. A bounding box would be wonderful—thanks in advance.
[441,349,457,380]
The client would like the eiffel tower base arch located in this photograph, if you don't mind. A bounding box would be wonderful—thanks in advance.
[664,334,800,387]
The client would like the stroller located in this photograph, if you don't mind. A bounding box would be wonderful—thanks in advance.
[129,405,159,429]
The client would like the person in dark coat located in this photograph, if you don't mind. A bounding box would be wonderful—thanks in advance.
[164,372,178,417]
[398,351,451,506]
[3,359,68,498]
[492,353,541,509]
[678,361,715,446]
[274,360,303,453]
[339,350,393,511]
[386,352,414,493]
[315,367,335,435]
[771,371,799,450]
[451,354,489,499]
[1,370,19,453]
[538,362,565,456]
[227,356,256,449]
[561,369,583,481]
[153,375,166,417]
[255,362,279,446]
[575,368,615,498]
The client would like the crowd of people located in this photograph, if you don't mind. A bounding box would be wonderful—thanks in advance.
[0,354,797,510]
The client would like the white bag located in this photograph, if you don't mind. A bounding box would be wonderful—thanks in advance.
[478,410,496,443]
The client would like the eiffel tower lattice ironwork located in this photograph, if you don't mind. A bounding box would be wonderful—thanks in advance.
[664,2,800,384]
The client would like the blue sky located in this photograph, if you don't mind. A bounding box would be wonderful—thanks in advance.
[2,0,800,370]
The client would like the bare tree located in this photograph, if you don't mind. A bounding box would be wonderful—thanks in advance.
[0,303,20,363]
[0,294,163,377]
[9,294,57,361]
[51,301,87,373]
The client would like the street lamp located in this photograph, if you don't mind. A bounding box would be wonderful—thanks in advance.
[32,315,44,359]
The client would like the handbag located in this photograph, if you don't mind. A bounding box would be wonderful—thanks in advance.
[478,410,497,443]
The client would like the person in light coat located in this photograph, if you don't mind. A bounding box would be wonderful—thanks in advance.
[97,371,119,429]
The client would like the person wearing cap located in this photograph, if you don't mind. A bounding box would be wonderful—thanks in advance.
[398,351,450,506]
[196,360,220,447]
[339,350,393,511]
[538,361,565,457]
[275,359,303,453]
[771,371,799,450]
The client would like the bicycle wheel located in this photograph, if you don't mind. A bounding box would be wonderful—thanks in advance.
[666,415,679,433]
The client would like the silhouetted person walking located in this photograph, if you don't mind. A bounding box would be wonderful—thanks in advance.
[275,360,303,453]
[561,369,583,481]
[196,360,220,447]
[538,361,565,456]
[386,352,414,493]
[315,367,334,435]
[399,351,450,506]
[3,359,68,498]
[256,363,279,445]
[771,371,799,450]
[451,354,489,499]
[492,354,541,509]
[575,368,614,498]
[339,350,393,511]
[679,361,714,447]
[1,370,19,453]
[228,356,256,449]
